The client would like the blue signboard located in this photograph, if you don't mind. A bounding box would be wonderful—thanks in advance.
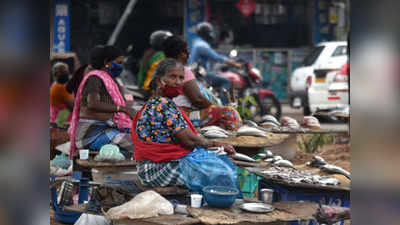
[184,0,206,51]
[53,0,70,53]
[314,0,335,44]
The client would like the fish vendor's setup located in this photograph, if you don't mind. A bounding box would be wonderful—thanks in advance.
[50,114,350,225]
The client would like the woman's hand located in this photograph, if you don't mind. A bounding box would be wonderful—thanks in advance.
[213,141,236,156]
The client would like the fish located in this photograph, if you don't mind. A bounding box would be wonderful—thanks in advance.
[202,130,228,138]
[306,156,327,167]
[264,158,275,163]
[232,153,256,162]
[200,126,229,135]
[273,156,283,161]
[320,164,351,179]
[257,153,267,159]
[265,150,274,158]
[237,126,267,137]
[260,121,279,128]
[261,115,280,125]
[244,120,258,127]
[273,159,295,169]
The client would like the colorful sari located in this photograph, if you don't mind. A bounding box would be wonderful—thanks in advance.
[68,70,132,159]
[138,51,165,90]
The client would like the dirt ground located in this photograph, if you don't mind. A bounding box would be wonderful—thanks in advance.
[291,134,350,171]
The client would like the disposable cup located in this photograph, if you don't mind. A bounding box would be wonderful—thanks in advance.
[191,194,203,208]
[79,149,89,160]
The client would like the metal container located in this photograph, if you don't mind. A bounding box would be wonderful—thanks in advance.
[260,188,274,204]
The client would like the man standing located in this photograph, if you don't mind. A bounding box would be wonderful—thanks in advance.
[188,22,241,105]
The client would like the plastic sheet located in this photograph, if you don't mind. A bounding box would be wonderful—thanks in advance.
[104,190,173,220]
[179,147,241,197]
[94,144,125,161]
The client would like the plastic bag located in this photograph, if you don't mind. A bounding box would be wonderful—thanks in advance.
[179,147,241,196]
[104,190,173,220]
[94,144,125,161]
[74,213,110,225]
[50,153,71,169]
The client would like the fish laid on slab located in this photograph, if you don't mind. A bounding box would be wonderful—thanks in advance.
[306,156,328,167]
[237,126,267,137]
[200,126,229,135]
[232,153,256,162]
[320,164,351,179]
[273,159,295,169]
[261,115,280,126]
[202,130,228,138]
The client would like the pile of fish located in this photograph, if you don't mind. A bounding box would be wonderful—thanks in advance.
[280,116,300,129]
[200,126,229,138]
[302,116,321,129]
[236,125,267,137]
[261,167,340,186]
[259,115,281,128]
[306,156,351,179]
[258,150,295,169]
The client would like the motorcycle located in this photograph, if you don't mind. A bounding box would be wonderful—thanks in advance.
[219,52,281,121]
[190,52,281,121]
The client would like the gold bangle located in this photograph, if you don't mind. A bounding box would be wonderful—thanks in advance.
[117,105,120,112]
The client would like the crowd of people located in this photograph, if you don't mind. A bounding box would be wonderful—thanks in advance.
[50,22,243,192]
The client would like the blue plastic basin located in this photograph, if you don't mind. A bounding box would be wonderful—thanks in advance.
[202,185,239,208]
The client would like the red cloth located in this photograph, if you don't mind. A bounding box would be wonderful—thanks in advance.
[132,104,198,162]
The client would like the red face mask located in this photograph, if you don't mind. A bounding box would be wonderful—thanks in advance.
[162,84,183,98]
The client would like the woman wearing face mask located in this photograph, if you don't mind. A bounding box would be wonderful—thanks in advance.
[68,45,136,159]
[163,35,242,131]
[131,58,239,188]
[50,62,74,126]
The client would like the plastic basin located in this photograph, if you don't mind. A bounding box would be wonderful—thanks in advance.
[202,185,239,208]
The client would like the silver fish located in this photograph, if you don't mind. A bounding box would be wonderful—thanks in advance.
[264,158,275,163]
[202,130,228,138]
[320,164,351,179]
[237,126,267,137]
[273,155,283,161]
[307,156,327,167]
[265,150,274,158]
[200,126,229,135]
[244,120,258,127]
[257,153,267,159]
[273,159,295,169]
[261,115,280,125]
[232,153,256,162]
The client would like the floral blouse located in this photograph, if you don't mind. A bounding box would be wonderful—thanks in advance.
[136,97,188,144]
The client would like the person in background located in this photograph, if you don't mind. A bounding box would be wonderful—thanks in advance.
[66,63,90,96]
[163,35,242,130]
[137,30,172,90]
[188,22,241,105]
[131,58,236,187]
[68,45,136,159]
[50,62,74,126]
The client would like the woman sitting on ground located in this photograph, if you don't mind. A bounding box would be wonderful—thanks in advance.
[68,45,136,159]
[162,35,242,130]
[131,58,238,187]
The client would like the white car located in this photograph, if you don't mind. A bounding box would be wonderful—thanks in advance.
[288,41,348,114]
[307,62,349,116]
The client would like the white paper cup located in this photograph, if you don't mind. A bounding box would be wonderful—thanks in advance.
[79,149,89,160]
[191,194,203,208]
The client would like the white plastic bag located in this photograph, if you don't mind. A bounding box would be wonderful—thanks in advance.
[74,213,110,225]
[104,190,173,220]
